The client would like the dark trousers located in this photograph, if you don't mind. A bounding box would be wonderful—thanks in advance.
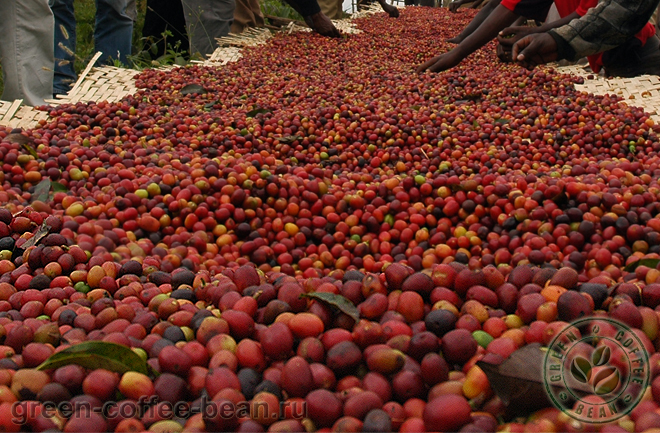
[142,0,189,58]
[603,34,660,78]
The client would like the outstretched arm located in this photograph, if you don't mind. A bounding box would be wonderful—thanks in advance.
[283,0,342,37]
[498,12,579,47]
[448,0,501,43]
[448,0,487,13]
[417,3,518,72]
[377,0,400,17]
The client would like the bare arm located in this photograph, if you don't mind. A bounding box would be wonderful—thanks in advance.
[283,0,341,37]
[377,0,400,17]
[498,12,580,47]
[448,0,501,43]
[417,3,518,72]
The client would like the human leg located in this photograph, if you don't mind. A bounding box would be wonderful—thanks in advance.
[182,0,236,57]
[95,0,134,65]
[49,0,77,95]
[0,0,54,105]
[143,0,190,58]
[231,0,265,34]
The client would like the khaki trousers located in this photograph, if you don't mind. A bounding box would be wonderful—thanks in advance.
[317,0,343,20]
[231,0,265,33]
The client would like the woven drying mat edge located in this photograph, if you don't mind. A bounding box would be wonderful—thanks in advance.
[554,63,660,124]
[0,3,399,131]
[4,6,621,132]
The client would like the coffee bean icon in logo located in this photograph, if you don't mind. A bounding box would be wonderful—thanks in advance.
[571,345,620,395]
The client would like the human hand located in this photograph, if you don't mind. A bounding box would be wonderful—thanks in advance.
[379,1,400,18]
[416,51,462,73]
[512,33,558,69]
[446,35,463,44]
[497,26,534,47]
[448,0,465,13]
[496,42,513,62]
[308,12,341,37]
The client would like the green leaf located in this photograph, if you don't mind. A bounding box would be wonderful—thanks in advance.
[5,132,29,146]
[32,179,52,203]
[21,221,51,250]
[279,135,302,144]
[301,292,359,323]
[21,143,38,159]
[52,181,67,192]
[37,341,152,375]
[477,343,593,417]
[246,108,272,118]
[624,258,660,273]
[180,83,206,95]
[494,118,510,125]
[411,105,421,111]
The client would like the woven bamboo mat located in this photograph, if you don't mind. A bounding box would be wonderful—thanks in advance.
[46,54,142,107]
[0,99,50,130]
[282,3,386,34]
[201,27,273,66]
[283,17,366,35]
[555,64,660,123]
[0,51,142,130]
[203,3,386,64]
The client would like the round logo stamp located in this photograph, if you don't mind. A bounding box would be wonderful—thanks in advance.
[543,317,650,424]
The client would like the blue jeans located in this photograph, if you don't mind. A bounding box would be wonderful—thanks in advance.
[50,0,134,95]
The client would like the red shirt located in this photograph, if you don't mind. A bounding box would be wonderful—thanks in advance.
[554,0,582,17]
[500,0,656,73]
[499,0,555,22]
